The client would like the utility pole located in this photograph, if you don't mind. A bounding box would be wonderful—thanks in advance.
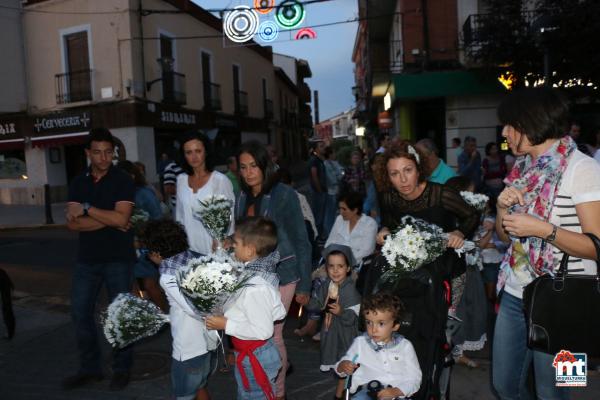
[313,90,319,125]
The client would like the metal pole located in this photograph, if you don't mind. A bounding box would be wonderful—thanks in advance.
[44,184,54,225]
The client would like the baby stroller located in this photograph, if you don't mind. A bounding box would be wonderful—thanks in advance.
[357,253,454,400]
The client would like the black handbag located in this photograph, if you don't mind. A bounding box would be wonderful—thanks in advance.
[523,232,600,356]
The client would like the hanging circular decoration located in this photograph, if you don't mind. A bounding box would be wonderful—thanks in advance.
[275,0,305,29]
[223,5,259,43]
[258,21,279,42]
[295,27,317,40]
[254,0,275,15]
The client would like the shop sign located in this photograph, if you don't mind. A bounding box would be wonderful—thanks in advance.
[0,123,17,135]
[160,111,196,125]
[34,112,91,134]
[378,111,393,129]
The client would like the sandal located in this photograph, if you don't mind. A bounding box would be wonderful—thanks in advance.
[456,355,478,369]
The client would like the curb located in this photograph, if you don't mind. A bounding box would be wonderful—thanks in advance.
[0,223,68,232]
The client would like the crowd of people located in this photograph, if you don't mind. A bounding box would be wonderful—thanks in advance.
[61,86,600,400]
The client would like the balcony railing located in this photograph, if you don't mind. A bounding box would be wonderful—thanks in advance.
[264,99,273,120]
[162,71,186,105]
[463,11,541,55]
[55,69,92,104]
[203,82,222,111]
[235,90,248,116]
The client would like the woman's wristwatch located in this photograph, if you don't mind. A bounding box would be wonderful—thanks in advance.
[545,224,558,242]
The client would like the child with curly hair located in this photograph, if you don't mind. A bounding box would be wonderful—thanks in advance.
[141,219,218,400]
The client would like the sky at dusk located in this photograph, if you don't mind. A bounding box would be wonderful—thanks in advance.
[192,0,358,121]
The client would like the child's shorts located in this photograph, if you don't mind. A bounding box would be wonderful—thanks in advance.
[171,351,216,400]
[234,339,281,399]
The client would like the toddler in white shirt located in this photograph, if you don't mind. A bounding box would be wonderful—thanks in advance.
[206,217,286,400]
[336,292,421,399]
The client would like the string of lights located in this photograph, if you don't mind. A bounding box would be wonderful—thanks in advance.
[116,13,397,43]
[0,0,335,15]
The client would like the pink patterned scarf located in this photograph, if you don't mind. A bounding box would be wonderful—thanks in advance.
[498,135,576,289]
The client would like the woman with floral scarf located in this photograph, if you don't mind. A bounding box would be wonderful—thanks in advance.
[493,87,600,400]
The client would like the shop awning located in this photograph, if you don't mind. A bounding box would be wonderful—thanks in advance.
[0,138,25,151]
[31,131,88,148]
[392,70,506,100]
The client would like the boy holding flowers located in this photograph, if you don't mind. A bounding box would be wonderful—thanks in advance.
[141,219,218,400]
[206,217,286,400]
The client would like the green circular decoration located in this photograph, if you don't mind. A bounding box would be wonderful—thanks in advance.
[275,0,305,29]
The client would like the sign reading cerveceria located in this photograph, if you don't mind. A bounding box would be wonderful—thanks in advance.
[34,112,91,134]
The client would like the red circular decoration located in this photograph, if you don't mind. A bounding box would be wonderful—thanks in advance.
[295,28,317,40]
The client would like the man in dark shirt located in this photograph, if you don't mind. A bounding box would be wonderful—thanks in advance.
[308,139,327,239]
[458,136,482,189]
[62,128,136,391]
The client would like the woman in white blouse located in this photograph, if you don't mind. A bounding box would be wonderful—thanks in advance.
[325,190,378,265]
[175,131,234,254]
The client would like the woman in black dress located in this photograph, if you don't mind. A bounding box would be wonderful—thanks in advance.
[367,140,479,400]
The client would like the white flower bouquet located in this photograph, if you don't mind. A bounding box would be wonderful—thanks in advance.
[130,207,150,234]
[102,293,169,349]
[460,191,489,213]
[192,195,233,245]
[176,253,248,317]
[381,216,476,282]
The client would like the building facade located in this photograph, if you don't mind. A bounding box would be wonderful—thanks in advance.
[353,0,506,167]
[0,0,311,204]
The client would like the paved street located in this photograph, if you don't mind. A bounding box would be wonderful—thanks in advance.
[1,225,599,399]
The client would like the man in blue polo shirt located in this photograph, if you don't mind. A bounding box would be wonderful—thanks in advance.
[62,128,136,391]
[416,138,457,184]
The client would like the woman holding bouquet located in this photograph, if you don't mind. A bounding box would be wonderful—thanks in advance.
[369,140,479,400]
[175,131,235,255]
[493,88,600,399]
[235,141,312,400]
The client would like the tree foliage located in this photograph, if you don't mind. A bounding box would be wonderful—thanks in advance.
[468,0,600,92]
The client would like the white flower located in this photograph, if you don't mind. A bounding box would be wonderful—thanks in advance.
[176,253,248,317]
[191,195,234,242]
[460,191,489,212]
[102,293,169,349]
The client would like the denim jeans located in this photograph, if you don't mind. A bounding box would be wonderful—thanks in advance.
[71,262,134,375]
[310,190,327,239]
[234,339,281,400]
[171,351,216,399]
[492,292,569,400]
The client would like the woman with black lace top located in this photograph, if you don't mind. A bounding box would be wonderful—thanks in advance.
[367,140,479,400]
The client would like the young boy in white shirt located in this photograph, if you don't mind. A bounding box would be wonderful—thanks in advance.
[206,217,286,400]
[141,219,218,400]
[336,292,422,399]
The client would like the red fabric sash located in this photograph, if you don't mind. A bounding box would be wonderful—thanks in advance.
[231,337,275,400]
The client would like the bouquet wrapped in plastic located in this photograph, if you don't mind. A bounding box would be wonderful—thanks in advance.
[381,216,476,282]
[102,293,169,349]
[176,253,249,317]
[192,195,233,252]
[460,191,489,213]
[130,207,150,235]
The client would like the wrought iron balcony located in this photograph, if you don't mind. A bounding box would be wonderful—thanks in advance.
[203,82,222,111]
[161,71,186,105]
[264,99,273,120]
[235,90,248,116]
[463,11,542,56]
[55,69,92,104]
